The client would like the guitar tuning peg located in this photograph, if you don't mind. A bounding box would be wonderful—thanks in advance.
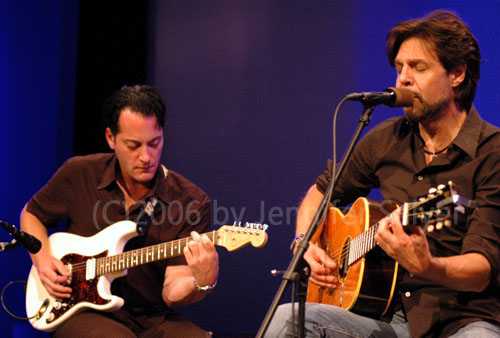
[437,184,445,190]
[435,222,443,230]
[418,197,426,202]
[428,187,437,194]
[427,225,435,232]
[444,220,452,227]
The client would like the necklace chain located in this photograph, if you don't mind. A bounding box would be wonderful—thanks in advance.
[423,143,452,158]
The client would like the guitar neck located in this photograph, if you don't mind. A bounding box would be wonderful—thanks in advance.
[348,202,415,265]
[94,231,219,276]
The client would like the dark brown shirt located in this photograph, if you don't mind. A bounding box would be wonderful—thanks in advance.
[27,153,211,312]
[316,107,500,337]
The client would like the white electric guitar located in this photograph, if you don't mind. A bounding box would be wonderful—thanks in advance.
[25,221,268,332]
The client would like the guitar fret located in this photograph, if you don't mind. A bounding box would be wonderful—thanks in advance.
[351,239,355,263]
[362,232,366,257]
[369,227,374,250]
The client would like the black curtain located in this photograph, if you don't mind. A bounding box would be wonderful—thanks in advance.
[73,1,149,155]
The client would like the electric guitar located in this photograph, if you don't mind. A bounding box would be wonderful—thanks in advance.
[306,181,476,318]
[26,221,268,332]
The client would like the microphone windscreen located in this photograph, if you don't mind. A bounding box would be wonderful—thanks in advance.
[386,87,414,107]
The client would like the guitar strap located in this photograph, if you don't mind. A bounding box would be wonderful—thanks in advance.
[136,196,158,236]
[136,165,169,236]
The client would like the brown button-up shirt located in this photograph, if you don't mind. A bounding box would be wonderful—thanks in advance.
[27,153,211,311]
[316,107,500,337]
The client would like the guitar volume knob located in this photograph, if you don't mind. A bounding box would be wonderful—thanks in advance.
[47,312,55,322]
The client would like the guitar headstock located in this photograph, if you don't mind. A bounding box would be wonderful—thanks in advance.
[215,225,268,251]
[403,181,477,233]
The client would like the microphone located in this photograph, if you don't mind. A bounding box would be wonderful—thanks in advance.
[0,220,42,254]
[346,87,414,107]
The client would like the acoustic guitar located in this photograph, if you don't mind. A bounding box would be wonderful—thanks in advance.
[306,182,474,318]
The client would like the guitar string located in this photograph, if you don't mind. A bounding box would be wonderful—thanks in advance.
[325,208,447,263]
[66,231,219,274]
[324,197,442,261]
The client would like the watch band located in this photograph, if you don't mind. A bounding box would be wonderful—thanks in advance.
[193,278,217,294]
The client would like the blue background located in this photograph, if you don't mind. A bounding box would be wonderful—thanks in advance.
[1,1,499,336]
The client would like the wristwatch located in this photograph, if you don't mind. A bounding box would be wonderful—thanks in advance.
[193,278,217,294]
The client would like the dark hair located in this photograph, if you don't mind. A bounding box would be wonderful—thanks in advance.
[386,10,481,111]
[102,84,166,135]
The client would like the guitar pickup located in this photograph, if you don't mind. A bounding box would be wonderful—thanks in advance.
[65,264,72,285]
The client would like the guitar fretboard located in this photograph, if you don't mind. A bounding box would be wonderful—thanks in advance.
[94,231,219,276]
[347,202,418,266]
[347,223,379,266]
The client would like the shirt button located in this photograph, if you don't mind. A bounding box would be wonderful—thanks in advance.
[409,273,414,278]
[417,175,424,181]
[405,291,411,297]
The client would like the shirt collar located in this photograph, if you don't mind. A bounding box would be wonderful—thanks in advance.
[451,106,481,159]
[96,155,171,204]
[151,165,170,203]
[407,106,481,160]
[96,154,118,189]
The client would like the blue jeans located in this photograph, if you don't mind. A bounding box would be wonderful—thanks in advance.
[264,302,500,337]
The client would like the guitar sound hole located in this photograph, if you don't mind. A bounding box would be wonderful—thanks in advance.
[339,238,350,278]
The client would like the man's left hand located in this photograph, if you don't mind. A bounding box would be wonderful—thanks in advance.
[183,231,219,287]
[375,208,434,275]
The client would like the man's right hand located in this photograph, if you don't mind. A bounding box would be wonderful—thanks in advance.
[34,252,72,300]
[304,242,338,289]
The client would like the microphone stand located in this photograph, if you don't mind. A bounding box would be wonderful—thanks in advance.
[0,239,20,252]
[0,221,20,252]
[256,102,377,338]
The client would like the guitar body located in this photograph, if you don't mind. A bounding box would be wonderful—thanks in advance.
[26,220,138,332]
[307,198,399,318]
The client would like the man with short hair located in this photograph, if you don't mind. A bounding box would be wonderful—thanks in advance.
[266,10,500,337]
[21,85,217,337]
